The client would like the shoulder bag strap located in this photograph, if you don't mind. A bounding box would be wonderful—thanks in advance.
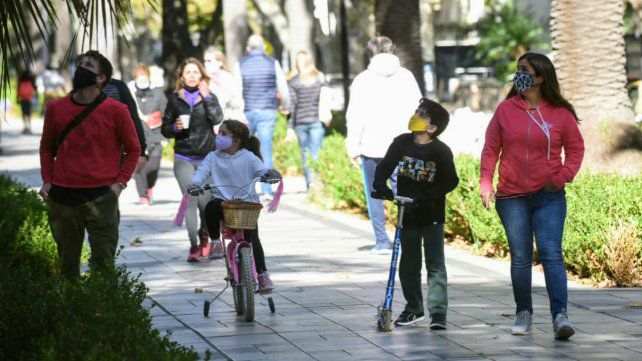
[52,92,107,157]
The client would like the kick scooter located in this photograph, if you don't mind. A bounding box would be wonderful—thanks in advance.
[372,191,414,332]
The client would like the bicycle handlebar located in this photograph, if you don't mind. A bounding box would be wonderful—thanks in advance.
[190,175,281,196]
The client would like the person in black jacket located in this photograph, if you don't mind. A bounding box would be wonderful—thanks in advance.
[103,78,147,167]
[161,57,224,261]
[373,98,459,330]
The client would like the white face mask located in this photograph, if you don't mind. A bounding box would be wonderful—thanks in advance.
[135,76,150,89]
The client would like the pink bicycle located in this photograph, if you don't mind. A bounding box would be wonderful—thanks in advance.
[193,176,281,322]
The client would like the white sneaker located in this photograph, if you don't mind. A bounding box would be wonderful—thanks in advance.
[370,241,393,255]
[511,310,532,335]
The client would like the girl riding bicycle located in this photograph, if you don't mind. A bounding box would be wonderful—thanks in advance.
[187,119,281,292]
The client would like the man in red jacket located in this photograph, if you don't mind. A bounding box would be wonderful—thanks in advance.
[39,50,141,279]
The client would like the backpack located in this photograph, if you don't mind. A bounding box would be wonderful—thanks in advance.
[18,81,34,101]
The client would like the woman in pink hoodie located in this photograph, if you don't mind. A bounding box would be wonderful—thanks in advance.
[480,53,585,340]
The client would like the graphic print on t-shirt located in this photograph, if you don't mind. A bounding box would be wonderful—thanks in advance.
[397,156,436,182]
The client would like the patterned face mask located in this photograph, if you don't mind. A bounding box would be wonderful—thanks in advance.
[513,71,535,93]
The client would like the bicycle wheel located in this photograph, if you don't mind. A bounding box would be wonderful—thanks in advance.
[239,247,255,322]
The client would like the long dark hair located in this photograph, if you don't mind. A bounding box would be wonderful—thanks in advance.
[507,53,579,122]
[222,120,262,160]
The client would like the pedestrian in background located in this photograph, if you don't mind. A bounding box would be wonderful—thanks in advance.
[480,53,585,340]
[161,58,224,262]
[345,36,422,254]
[17,70,37,134]
[37,64,67,116]
[128,63,168,205]
[286,50,329,191]
[203,47,244,122]
[234,34,290,198]
[103,76,148,171]
[39,50,141,279]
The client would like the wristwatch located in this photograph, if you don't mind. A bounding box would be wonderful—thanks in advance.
[117,182,127,190]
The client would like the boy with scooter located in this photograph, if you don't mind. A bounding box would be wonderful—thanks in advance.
[372,98,459,330]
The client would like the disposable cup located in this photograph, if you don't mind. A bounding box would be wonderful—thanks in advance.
[179,114,191,129]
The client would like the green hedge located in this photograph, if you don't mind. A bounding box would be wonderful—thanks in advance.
[0,176,200,360]
[310,136,642,285]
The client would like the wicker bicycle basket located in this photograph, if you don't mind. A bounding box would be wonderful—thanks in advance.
[222,200,263,230]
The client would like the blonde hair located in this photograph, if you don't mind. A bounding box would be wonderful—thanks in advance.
[132,63,150,78]
[294,51,322,85]
[175,57,210,91]
[204,47,232,73]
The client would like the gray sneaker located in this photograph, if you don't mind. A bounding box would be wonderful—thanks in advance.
[553,309,575,340]
[511,310,532,335]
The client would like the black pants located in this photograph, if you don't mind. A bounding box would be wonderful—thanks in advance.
[204,198,268,273]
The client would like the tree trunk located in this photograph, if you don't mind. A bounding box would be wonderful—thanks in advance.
[552,0,642,173]
[162,0,198,92]
[223,0,248,68]
[286,0,314,67]
[376,0,425,95]
[252,0,290,65]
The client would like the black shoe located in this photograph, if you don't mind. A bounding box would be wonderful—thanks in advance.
[394,311,425,326]
[429,313,447,330]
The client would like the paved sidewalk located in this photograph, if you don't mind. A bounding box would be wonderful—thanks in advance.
[2,117,642,361]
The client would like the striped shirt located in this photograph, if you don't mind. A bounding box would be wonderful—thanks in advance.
[288,75,327,128]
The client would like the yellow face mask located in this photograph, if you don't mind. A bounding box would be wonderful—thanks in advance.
[408,114,430,131]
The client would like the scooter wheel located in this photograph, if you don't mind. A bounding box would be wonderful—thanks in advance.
[268,297,275,313]
[377,309,393,332]
[203,300,210,317]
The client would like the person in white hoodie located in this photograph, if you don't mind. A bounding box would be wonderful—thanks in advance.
[346,36,422,254]
[187,119,281,292]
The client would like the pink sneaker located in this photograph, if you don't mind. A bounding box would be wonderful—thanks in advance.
[187,245,200,262]
[198,229,210,258]
[208,239,225,259]
[139,196,150,205]
[258,272,274,293]
[147,188,153,203]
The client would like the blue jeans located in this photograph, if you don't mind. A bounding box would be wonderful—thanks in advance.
[295,122,325,188]
[495,188,568,318]
[246,109,277,195]
[361,156,397,244]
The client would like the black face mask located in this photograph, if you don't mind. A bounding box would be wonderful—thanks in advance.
[183,84,199,93]
[73,66,98,90]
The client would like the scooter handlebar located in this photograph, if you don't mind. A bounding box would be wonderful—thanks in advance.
[394,196,414,205]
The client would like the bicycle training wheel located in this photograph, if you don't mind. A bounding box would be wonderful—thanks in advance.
[233,284,244,315]
[203,300,210,317]
[239,247,255,322]
[268,297,275,313]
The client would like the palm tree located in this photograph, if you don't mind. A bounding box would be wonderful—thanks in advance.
[1,0,140,102]
[551,0,642,171]
[552,0,632,120]
[375,0,425,94]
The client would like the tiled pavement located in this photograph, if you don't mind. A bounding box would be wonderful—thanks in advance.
[2,117,642,360]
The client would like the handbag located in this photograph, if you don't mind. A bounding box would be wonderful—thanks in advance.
[318,85,333,127]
